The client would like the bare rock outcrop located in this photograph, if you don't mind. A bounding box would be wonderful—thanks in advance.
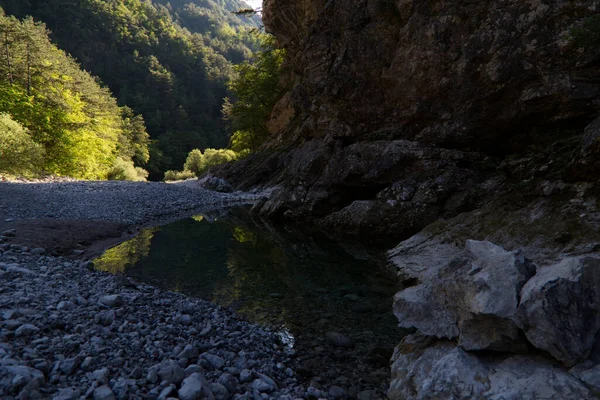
[217,0,600,245]
[517,256,600,366]
[389,231,600,399]
[389,334,594,400]
[394,240,535,351]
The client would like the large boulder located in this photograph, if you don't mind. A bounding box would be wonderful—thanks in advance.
[517,256,600,366]
[393,240,535,351]
[389,334,594,400]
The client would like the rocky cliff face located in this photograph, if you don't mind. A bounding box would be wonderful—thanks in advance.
[218,0,600,244]
[217,0,600,398]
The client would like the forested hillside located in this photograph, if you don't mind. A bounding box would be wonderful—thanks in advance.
[0,0,260,178]
[0,11,149,180]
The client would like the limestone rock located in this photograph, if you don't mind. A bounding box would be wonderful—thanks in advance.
[389,334,594,400]
[517,256,600,366]
[393,240,535,351]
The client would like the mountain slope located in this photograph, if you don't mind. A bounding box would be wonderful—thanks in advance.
[0,0,260,177]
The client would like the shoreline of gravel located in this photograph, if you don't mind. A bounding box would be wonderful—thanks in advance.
[0,180,267,259]
[0,180,263,227]
[0,180,312,399]
[0,243,306,400]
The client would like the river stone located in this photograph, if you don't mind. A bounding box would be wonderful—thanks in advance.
[218,372,238,393]
[325,332,353,348]
[130,366,142,379]
[0,365,45,391]
[178,344,199,360]
[92,368,110,384]
[146,367,159,384]
[156,360,186,384]
[252,378,274,393]
[483,356,592,399]
[389,334,489,399]
[157,384,175,400]
[517,256,600,366]
[15,324,40,337]
[239,369,253,383]
[394,240,535,351]
[574,364,600,392]
[198,176,233,193]
[57,301,75,311]
[178,373,214,400]
[98,295,123,308]
[6,265,34,274]
[53,388,80,400]
[201,353,225,370]
[59,358,79,376]
[93,385,115,400]
[210,382,230,399]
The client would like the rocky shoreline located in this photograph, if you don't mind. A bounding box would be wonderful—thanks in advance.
[386,193,600,399]
[0,242,306,400]
[0,180,310,400]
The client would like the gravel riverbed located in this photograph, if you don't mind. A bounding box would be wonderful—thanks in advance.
[0,181,318,400]
[0,245,306,399]
[0,180,260,226]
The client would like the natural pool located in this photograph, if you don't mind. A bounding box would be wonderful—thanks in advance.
[94,207,404,397]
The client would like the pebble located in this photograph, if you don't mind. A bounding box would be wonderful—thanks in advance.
[93,385,116,400]
[98,295,123,308]
[15,324,40,337]
[201,353,226,370]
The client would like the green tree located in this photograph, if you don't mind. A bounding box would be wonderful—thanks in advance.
[0,0,261,177]
[0,11,149,179]
[0,113,44,175]
[223,34,284,152]
[183,147,238,177]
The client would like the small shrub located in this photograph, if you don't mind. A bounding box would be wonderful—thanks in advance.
[107,158,149,181]
[164,169,196,181]
[0,113,45,176]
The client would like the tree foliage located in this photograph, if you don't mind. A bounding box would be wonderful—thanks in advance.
[223,34,284,153]
[0,113,44,175]
[0,0,261,177]
[0,11,149,179]
[184,148,238,176]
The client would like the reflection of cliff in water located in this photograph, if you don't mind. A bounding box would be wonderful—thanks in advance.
[94,207,405,393]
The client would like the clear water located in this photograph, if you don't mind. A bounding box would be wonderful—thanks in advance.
[94,207,404,394]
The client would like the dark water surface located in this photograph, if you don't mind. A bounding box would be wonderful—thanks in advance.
[94,208,404,395]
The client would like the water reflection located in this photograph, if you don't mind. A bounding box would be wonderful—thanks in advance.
[95,208,404,395]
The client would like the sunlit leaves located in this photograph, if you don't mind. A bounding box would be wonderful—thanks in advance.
[0,12,150,179]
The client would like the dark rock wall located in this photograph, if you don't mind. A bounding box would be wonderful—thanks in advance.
[217,0,600,243]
